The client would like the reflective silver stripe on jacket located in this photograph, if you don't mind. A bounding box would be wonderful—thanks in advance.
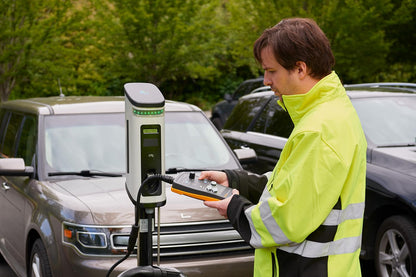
[246,188,291,248]
[278,235,362,258]
[246,191,365,253]
[245,205,264,248]
[322,202,365,226]
[259,188,272,202]
[245,201,292,248]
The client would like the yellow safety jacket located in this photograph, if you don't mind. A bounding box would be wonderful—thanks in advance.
[226,72,367,277]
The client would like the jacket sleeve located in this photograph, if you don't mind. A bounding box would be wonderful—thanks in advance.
[223,169,268,203]
[227,195,254,243]
[239,131,350,248]
[223,169,268,244]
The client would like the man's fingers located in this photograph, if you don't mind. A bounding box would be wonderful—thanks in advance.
[203,200,218,208]
[198,171,210,180]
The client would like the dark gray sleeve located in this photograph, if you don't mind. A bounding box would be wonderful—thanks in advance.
[223,169,268,245]
[227,194,254,243]
[223,169,267,203]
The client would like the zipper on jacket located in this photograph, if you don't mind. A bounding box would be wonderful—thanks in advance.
[268,175,274,191]
[271,252,277,277]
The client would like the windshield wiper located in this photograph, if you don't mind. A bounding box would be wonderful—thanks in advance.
[48,170,123,177]
[165,167,210,174]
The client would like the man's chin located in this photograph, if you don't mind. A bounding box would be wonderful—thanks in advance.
[274,91,282,100]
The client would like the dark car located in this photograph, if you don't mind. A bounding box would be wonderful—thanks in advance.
[221,84,416,277]
[0,96,254,277]
[210,77,266,130]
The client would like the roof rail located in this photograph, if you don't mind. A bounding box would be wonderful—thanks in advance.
[344,82,416,93]
[250,86,270,94]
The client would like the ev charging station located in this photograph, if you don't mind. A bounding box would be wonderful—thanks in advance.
[107,82,231,277]
[115,83,184,277]
[125,82,166,207]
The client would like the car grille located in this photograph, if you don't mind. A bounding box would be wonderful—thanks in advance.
[111,220,252,258]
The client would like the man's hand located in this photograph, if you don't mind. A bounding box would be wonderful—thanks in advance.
[204,189,239,218]
[200,171,239,218]
[199,171,229,187]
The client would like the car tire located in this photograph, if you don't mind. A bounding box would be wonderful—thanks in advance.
[374,215,416,277]
[211,117,223,130]
[29,239,52,277]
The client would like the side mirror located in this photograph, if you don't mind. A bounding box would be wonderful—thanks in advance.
[0,158,34,176]
[233,147,257,164]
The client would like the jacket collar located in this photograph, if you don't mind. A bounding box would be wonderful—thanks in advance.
[278,71,345,125]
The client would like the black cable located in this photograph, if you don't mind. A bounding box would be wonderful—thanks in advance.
[105,224,139,277]
[106,174,174,277]
[135,174,173,220]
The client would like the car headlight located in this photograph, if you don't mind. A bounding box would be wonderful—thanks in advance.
[62,222,131,255]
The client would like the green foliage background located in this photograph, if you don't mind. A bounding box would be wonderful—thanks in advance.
[1,0,415,108]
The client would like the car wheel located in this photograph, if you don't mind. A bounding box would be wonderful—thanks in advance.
[374,215,416,277]
[29,239,52,277]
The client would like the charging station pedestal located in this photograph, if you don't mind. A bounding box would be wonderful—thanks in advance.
[122,83,185,277]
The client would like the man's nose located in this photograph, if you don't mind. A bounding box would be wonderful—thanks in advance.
[263,73,271,86]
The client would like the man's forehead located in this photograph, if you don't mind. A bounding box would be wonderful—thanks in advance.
[261,47,278,69]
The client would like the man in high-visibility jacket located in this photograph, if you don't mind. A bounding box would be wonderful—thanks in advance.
[202,18,367,276]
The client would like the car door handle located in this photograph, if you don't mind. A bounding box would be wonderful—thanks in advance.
[1,182,10,191]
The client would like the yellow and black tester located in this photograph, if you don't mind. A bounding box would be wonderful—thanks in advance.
[171,172,234,201]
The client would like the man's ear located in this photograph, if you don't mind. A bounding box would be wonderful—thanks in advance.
[295,61,308,80]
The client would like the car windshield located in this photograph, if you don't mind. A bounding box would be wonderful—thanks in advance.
[43,111,238,175]
[351,96,416,146]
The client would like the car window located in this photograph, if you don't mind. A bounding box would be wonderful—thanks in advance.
[0,109,4,130]
[0,109,9,151]
[351,96,416,146]
[1,112,24,158]
[233,79,263,99]
[42,111,239,175]
[252,96,294,138]
[16,115,37,165]
[224,96,269,132]
[233,82,253,99]
[44,113,126,173]
[165,112,239,170]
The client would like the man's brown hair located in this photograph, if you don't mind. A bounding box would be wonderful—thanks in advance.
[254,18,335,79]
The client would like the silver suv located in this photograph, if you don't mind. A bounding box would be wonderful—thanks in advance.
[0,96,254,277]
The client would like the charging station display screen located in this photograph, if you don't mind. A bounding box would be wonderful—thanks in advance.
[143,138,159,147]
[142,127,160,147]
[140,124,162,196]
[143,128,159,134]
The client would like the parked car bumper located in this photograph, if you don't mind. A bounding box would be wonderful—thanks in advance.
[57,245,254,277]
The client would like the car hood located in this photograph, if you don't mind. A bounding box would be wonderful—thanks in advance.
[371,146,416,178]
[52,176,223,225]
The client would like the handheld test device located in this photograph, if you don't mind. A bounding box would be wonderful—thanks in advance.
[171,172,234,201]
